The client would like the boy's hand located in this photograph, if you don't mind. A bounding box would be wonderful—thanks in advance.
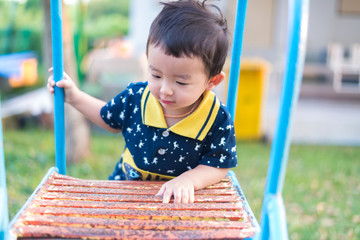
[47,68,79,104]
[156,165,229,204]
[156,176,195,203]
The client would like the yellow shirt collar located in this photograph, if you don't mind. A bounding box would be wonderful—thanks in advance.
[141,86,220,141]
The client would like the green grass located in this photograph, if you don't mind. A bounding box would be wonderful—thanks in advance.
[3,128,360,239]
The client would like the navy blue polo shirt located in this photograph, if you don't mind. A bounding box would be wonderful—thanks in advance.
[100,82,237,181]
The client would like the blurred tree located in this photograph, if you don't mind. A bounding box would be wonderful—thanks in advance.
[42,0,91,164]
[87,0,129,19]
[85,0,129,47]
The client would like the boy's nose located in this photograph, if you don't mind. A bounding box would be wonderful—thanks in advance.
[160,81,173,96]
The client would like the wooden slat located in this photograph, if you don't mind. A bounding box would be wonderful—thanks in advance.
[47,185,237,196]
[41,192,241,203]
[49,178,233,190]
[33,200,243,211]
[22,215,252,230]
[10,172,256,239]
[28,206,244,221]
[16,225,254,240]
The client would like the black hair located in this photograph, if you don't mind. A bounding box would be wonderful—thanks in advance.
[146,0,229,78]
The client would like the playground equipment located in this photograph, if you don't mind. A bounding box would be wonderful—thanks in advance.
[0,52,38,89]
[1,0,309,239]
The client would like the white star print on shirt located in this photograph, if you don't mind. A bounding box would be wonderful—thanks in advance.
[152,133,158,141]
[195,143,201,151]
[127,127,133,133]
[220,154,226,163]
[152,157,158,165]
[133,105,139,114]
[231,146,236,152]
[211,143,216,149]
[144,157,150,165]
[136,124,141,132]
[138,140,144,148]
[226,124,233,130]
[178,155,185,162]
[173,141,179,150]
[107,111,112,120]
[119,111,125,120]
[111,98,115,106]
[219,137,226,146]
[137,87,144,94]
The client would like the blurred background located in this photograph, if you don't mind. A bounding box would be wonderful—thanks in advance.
[1,0,359,239]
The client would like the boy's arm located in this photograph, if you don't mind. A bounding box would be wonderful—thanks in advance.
[70,90,121,133]
[48,71,120,133]
[157,164,229,203]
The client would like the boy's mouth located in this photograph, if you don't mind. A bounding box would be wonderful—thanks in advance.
[160,99,174,105]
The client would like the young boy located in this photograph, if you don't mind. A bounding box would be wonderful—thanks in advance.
[48,0,237,204]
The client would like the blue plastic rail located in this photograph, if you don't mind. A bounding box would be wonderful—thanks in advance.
[226,0,248,120]
[50,0,66,175]
[0,98,9,240]
[258,0,309,239]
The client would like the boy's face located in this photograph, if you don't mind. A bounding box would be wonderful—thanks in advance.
[147,44,212,117]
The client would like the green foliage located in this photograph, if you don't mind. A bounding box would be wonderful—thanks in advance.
[84,0,129,48]
[14,1,43,31]
[0,0,130,97]
[0,1,43,54]
[4,128,360,239]
[87,0,129,19]
[0,0,130,59]
[85,14,129,41]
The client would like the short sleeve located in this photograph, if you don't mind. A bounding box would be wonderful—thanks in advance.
[100,84,134,130]
[199,107,238,169]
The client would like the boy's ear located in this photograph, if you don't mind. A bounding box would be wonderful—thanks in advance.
[206,71,225,91]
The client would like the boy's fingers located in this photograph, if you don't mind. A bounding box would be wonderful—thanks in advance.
[55,80,65,88]
[181,189,189,203]
[189,188,195,203]
[48,67,53,72]
[162,190,172,203]
[174,188,182,203]
[156,185,165,196]
[56,79,71,89]
[47,84,54,93]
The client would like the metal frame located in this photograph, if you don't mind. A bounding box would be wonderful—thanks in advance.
[51,0,66,175]
[256,0,309,239]
[0,96,9,240]
[226,0,248,119]
[8,167,58,237]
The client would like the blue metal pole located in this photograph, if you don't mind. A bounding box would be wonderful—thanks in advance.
[50,0,66,175]
[0,99,9,240]
[226,0,248,120]
[259,0,309,239]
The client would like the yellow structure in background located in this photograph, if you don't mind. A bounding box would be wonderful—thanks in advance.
[9,58,38,88]
[234,58,271,140]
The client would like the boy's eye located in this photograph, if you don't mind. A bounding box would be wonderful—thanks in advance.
[176,81,187,86]
[152,74,161,79]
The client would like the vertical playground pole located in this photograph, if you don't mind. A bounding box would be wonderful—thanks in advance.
[50,0,66,175]
[259,0,309,239]
[226,0,248,120]
[0,101,9,240]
